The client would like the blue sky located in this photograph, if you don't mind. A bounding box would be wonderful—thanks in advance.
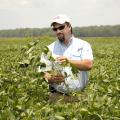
[0,0,120,29]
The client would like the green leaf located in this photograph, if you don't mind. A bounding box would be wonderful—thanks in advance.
[28,40,39,48]
[19,60,30,68]
[54,115,65,120]
[70,63,79,74]
[26,46,35,55]
[43,46,49,54]
[90,113,103,120]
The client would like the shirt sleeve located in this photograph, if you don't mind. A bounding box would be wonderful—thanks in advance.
[81,42,93,60]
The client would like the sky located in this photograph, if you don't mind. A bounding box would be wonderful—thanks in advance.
[0,0,120,30]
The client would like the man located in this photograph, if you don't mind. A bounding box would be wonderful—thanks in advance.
[43,14,93,96]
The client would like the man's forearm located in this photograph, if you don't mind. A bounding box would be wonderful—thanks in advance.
[56,56,93,71]
[68,59,93,71]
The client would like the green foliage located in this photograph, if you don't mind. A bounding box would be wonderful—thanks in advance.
[0,37,120,119]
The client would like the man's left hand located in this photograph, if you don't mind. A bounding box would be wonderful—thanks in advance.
[56,56,68,63]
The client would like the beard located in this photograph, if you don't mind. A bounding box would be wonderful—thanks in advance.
[57,33,65,43]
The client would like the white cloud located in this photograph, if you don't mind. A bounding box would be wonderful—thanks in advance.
[0,0,32,9]
[19,0,30,6]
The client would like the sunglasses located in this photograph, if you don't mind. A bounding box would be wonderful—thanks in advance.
[52,25,65,31]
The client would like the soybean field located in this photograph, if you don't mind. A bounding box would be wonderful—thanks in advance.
[0,36,120,120]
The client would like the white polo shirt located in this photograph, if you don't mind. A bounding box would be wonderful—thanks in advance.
[48,36,93,93]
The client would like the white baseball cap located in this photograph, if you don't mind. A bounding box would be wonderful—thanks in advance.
[51,14,71,26]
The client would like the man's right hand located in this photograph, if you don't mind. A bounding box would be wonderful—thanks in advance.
[44,72,64,84]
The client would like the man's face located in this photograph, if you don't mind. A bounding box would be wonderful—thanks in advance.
[52,23,70,43]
